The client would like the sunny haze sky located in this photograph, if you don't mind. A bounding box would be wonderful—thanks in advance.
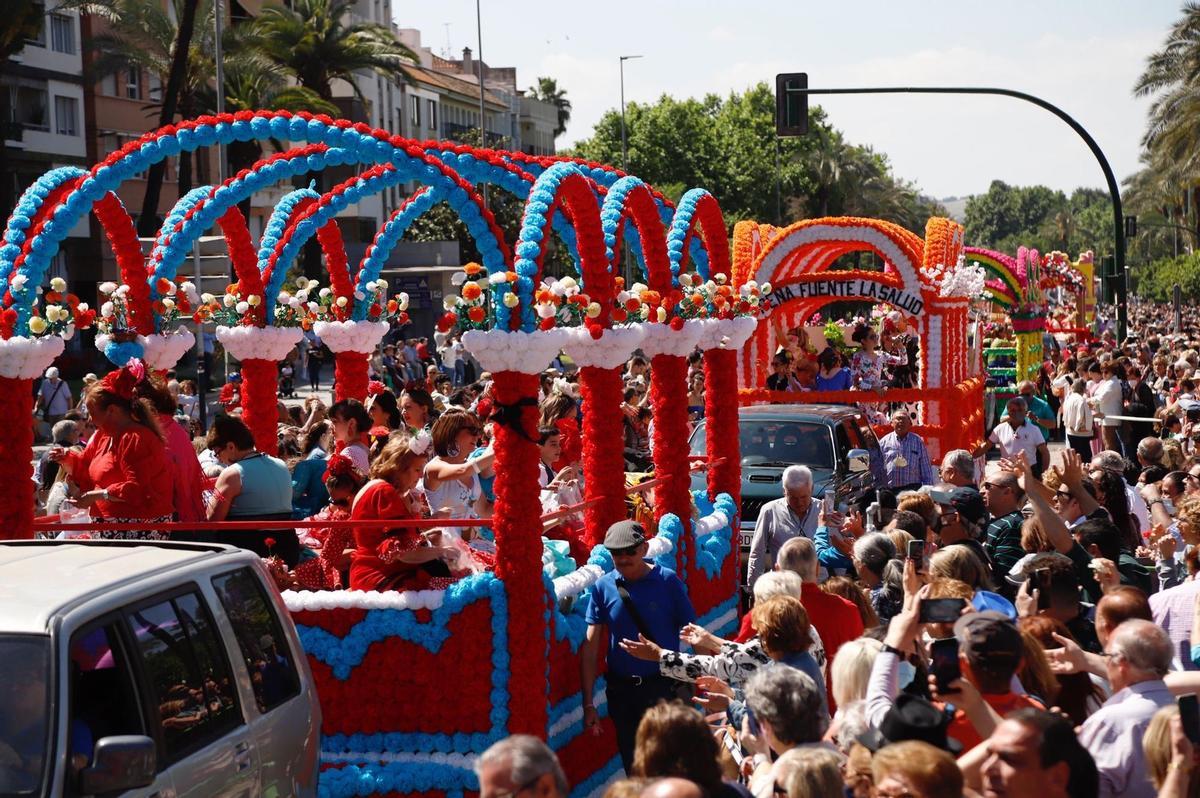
[396,1,1181,200]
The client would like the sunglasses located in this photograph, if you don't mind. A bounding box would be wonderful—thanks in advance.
[609,545,641,557]
[1054,490,1074,501]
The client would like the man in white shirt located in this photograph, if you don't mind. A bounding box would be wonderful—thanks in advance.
[746,465,819,588]
[1091,364,1125,453]
[981,397,1049,476]
[1062,378,1094,464]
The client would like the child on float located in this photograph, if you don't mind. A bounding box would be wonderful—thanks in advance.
[282,453,369,591]
[850,321,907,423]
[538,426,587,566]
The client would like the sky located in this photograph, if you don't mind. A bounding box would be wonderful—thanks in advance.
[395,1,1182,200]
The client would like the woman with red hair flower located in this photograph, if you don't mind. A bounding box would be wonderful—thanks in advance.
[48,360,174,538]
[349,432,459,591]
[291,453,367,590]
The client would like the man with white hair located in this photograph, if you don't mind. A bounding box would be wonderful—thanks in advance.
[747,465,819,588]
[36,366,72,427]
[1076,619,1175,798]
[877,409,934,491]
[475,735,568,798]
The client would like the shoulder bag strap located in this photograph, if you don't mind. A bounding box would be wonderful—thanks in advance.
[616,578,660,646]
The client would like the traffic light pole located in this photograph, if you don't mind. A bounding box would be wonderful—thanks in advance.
[789,84,1127,339]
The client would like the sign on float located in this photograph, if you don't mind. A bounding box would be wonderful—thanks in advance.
[765,279,924,315]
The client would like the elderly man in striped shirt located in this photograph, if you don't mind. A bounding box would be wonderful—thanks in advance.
[877,409,934,492]
[982,470,1025,586]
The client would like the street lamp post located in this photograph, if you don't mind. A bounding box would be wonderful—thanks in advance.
[619,55,642,173]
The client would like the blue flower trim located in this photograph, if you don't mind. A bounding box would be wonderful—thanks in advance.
[316,760,473,798]
[667,188,717,280]
[692,491,737,579]
[697,594,740,638]
[599,176,656,284]
[654,513,684,575]
[1,114,515,326]
[505,162,593,332]
[146,185,213,302]
[258,183,322,277]
[351,186,439,319]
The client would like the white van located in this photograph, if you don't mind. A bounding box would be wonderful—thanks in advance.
[0,540,321,797]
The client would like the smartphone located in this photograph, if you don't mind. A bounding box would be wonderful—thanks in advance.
[823,492,835,515]
[1034,568,1052,611]
[907,539,925,565]
[745,705,761,738]
[930,637,961,694]
[1180,693,1200,745]
[919,597,967,624]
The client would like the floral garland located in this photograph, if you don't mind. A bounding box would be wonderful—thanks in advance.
[1040,250,1086,295]
[920,254,986,298]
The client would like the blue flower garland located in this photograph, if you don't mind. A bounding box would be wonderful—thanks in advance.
[668,189,718,280]
[351,185,440,319]
[0,166,86,289]
[0,113,513,326]
[316,760,473,798]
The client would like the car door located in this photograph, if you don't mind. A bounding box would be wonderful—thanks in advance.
[123,587,260,798]
[62,619,173,798]
[209,566,319,798]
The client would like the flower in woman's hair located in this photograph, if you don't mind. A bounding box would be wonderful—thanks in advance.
[410,429,433,456]
[264,537,277,549]
[367,380,385,396]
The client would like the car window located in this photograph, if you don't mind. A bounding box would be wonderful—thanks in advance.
[125,590,242,764]
[212,568,300,713]
[835,422,855,458]
[66,623,147,791]
[0,635,51,796]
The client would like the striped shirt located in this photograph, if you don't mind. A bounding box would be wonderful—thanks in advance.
[984,510,1025,580]
[878,431,934,488]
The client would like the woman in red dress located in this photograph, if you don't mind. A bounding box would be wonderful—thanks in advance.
[349,433,458,591]
[48,360,174,538]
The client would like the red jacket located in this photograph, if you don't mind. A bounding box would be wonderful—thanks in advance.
[349,479,431,591]
[64,424,174,519]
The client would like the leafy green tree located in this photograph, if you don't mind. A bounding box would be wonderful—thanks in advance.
[62,0,202,234]
[529,76,571,138]
[570,82,936,234]
[249,0,416,103]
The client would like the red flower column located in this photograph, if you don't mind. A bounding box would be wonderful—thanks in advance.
[703,347,741,506]
[579,365,628,546]
[650,353,694,523]
[333,351,369,403]
[489,368,549,738]
[0,377,35,537]
[240,358,280,456]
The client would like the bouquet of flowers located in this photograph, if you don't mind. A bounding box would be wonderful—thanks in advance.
[306,275,411,327]
[921,255,986,298]
[18,276,95,339]
[193,281,309,328]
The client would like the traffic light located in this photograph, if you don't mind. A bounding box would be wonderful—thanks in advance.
[775,73,809,137]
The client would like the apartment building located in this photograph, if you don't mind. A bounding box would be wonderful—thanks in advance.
[3,0,90,285]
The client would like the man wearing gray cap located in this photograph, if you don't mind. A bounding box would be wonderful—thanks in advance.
[580,519,695,774]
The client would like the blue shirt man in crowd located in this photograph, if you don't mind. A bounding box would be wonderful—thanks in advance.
[581,520,695,774]
[877,409,934,491]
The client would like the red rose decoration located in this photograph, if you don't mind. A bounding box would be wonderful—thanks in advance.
[436,312,457,333]
[539,317,556,331]
[669,316,685,331]
[588,324,603,340]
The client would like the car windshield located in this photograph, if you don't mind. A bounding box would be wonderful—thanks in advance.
[0,635,51,797]
[690,420,834,469]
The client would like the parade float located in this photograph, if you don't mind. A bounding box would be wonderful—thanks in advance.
[0,111,746,797]
[731,217,986,461]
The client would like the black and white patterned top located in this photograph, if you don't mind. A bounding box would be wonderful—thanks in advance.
[657,628,826,687]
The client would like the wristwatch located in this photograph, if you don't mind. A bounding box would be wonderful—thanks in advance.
[881,643,906,658]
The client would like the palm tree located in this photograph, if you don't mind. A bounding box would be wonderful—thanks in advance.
[0,0,47,224]
[249,0,416,103]
[63,0,201,235]
[529,76,571,138]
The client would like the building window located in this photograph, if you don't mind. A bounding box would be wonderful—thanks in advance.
[26,3,46,47]
[53,95,77,136]
[410,94,420,128]
[428,99,437,130]
[10,85,49,131]
[125,68,140,100]
[49,13,74,54]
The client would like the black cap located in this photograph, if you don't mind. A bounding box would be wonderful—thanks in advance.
[948,486,988,527]
[604,520,647,550]
[856,694,963,754]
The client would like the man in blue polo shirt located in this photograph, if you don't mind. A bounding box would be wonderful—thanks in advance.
[580,519,695,774]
